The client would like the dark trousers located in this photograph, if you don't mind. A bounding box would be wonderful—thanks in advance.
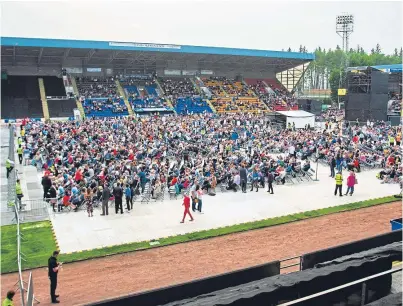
[250,180,259,191]
[241,179,247,192]
[141,183,146,194]
[102,201,109,215]
[6,166,13,179]
[126,197,132,211]
[330,166,335,178]
[50,276,57,302]
[334,184,342,196]
[18,154,23,164]
[197,199,202,212]
[43,186,50,200]
[267,182,274,193]
[115,198,123,214]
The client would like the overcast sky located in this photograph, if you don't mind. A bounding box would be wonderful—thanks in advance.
[1,0,402,54]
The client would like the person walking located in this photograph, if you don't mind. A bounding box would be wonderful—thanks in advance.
[5,157,14,179]
[125,184,132,212]
[48,250,62,304]
[42,174,52,200]
[267,171,274,194]
[180,193,194,223]
[16,145,23,165]
[16,179,24,210]
[240,164,247,193]
[101,184,110,216]
[196,185,203,213]
[113,183,123,214]
[334,170,343,197]
[345,171,357,196]
[250,168,259,192]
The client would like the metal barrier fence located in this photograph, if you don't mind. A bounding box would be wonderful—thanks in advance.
[5,124,40,305]
[278,266,402,306]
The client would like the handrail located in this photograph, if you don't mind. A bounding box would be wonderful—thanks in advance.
[278,266,402,306]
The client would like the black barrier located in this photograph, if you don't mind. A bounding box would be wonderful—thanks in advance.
[88,260,280,306]
[366,292,402,306]
[301,229,402,270]
[158,244,400,306]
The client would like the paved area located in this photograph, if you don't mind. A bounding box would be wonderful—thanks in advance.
[46,162,398,253]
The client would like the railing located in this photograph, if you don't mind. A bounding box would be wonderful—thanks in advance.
[278,266,402,306]
[46,96,73,100]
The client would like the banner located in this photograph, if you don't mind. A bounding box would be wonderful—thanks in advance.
[109,42,181,49]
[164,69,181,76]
[338,88,347,96]
[124,74,152,80]
[87,68,102,72]
[182,70,197,76]
[134,107,174,112]
[64,67,83,74]
[200,70,214,75]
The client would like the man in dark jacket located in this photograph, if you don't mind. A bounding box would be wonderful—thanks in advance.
[267,172,274,194]
[239,164,247,193]
[330,156,336,178]
[41,175,52,200]
[113,183,123,214]
[101,184,110,216]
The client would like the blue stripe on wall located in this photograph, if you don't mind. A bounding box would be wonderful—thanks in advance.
[1,37,315,60]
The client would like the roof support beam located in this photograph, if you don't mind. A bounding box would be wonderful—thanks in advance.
[84,49,96,64]
[37,48,44,65]
[107,51,120,64]
[63,48,71,60]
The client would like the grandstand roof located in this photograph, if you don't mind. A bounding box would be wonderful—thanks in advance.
[1,37,314,73]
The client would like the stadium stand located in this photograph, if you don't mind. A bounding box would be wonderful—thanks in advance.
[158,78,213,114]
[1,76,44,119]
[76,76,128,117]
[42,76,67,96]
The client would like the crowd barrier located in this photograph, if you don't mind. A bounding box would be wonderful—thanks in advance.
[88,261,281,306]
[301,229,402,270]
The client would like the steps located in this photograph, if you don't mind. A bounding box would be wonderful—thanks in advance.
[206,99,217,113]
[38,78,50,120]
[155,79,176,112]
[190,78,202,95]
[115,80,134,115]
[70,77,85,119]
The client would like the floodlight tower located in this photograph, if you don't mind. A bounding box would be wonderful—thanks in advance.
[336,13,354,53]
[336,13,354,108]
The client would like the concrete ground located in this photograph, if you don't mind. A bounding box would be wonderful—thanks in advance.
[46,163,397,253]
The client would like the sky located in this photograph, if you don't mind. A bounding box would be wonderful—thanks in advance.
[1,0,402,54]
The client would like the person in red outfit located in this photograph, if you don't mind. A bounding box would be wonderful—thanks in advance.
[180,193,194,223]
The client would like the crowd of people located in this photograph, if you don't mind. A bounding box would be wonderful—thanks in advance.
[13,110,402,221]
[76,77,117,98]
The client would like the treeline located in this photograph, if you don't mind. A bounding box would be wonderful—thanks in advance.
[290,44,402,102]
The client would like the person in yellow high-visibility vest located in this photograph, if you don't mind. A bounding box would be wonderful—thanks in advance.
[16,179,24,210]
[16,145,23,165]
[334,171,343,197]
[389,135,395,146]
[5,157,14,179]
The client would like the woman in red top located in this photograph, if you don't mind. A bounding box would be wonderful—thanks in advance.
[74,168,83,183]
[180,193,194,223]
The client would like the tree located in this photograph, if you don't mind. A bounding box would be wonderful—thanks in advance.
[360,47,365,54]
[287,47,292,52]
[394,48,399,57]
[371,48,375,54]
[329,68,343,102]
[299,45,303,53]
[400,48,403,57]
[375,43,381,54]
[349,48,354,53]
[356,45,361,53]
[336,45,341,51]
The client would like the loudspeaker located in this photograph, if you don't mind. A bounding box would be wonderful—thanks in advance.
[371,71,389,94]
[346,93,370,110]
[370,93,389,110]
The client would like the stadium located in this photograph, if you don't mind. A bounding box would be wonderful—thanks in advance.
[1,6,402,306]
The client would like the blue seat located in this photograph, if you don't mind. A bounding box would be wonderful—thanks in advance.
[174,97,213,114]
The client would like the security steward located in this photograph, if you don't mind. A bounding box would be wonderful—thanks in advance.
[5,157,14,179]
[16,180,24,210]
[334,170,343,197]
[17,145,23,165]
[48,250,62,304]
